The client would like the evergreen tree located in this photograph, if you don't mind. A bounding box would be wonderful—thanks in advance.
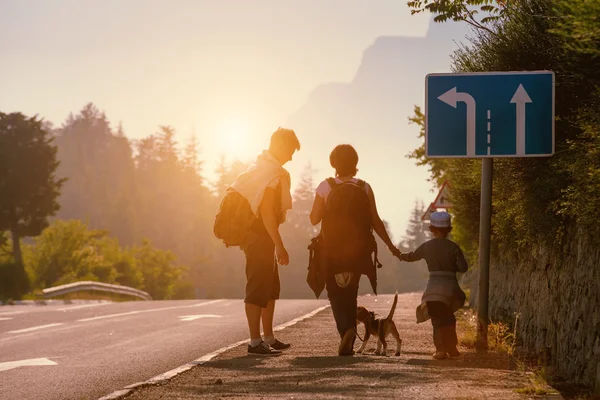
[279,164,320,298]
[403,200,431,249]
[285,163,319,237]
[213,156,249,199]
[55,103,138,245]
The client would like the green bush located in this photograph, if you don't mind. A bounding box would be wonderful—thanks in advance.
[20,220,190,300]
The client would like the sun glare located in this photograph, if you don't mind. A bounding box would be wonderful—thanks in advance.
[218,119,250,160]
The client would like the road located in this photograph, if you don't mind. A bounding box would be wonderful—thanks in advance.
[0,298,329,400]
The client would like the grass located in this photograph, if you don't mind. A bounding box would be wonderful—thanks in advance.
[457,309,478,349]
[456,309,515,354]
[515,387,553,395]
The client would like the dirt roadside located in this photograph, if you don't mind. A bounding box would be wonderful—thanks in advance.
[122,292,560,399]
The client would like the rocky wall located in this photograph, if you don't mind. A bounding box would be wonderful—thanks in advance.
[489,228,600,389]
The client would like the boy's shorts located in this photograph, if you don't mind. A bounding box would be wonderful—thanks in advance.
[243,228,280,308]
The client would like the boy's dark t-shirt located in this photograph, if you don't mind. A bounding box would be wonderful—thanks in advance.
[403,238,468,274]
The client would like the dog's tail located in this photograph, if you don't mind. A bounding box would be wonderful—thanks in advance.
[386,291,398,321]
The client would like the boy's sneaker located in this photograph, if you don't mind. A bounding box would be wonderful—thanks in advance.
[432,351,448,360]
[269,339,291,351]
[247,341,282,356]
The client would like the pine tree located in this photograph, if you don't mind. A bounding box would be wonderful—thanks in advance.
[55,103,138,243]
[213,156,249,199]
[287,163,319,237]
[182,133,203,184]
[279,163,319,298]
[403,200,431,249]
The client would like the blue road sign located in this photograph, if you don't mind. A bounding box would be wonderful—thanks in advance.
[425,71,554,158]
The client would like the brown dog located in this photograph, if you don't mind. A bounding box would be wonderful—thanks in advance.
[356,292,402,356]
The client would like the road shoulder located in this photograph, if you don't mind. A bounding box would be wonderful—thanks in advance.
[122,293,560,399]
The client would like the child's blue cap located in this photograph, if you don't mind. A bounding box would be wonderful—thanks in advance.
[430,211,451,228]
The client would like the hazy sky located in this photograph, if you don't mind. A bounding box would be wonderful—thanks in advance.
[1,0,449,241]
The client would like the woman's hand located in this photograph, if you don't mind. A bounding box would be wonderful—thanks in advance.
[388,244,402,259]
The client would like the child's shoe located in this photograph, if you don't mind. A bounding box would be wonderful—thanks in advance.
[432,351,448,360]
[447,347,461,358]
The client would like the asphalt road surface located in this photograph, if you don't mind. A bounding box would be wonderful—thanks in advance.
[0,298,329,400]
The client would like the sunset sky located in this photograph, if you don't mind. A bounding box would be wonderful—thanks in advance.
[0,0,465,241]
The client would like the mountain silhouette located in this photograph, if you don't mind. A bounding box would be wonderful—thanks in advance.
[287,17,470,145]
[285,17,471,239]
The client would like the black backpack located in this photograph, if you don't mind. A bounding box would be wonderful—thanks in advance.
[213,188,257,248]
[320,178,380,275]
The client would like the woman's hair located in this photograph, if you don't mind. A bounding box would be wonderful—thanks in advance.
[329,144,359,177]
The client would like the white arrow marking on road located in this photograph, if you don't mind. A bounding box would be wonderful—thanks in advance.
[8,323,64,334]
[77,299,222,322]
[438,87,477,156]
[510,84,533,156]
[0,357,57,372]
[178,314,222,322]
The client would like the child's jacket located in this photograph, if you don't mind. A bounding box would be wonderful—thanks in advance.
[402,238,468,321]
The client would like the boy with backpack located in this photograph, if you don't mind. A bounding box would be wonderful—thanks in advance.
[309,144,401,356]
[398,211,468,360]
[214,128,300,356]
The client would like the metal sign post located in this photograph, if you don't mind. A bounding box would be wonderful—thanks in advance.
[476,158,493,351]
[425,71,555,351]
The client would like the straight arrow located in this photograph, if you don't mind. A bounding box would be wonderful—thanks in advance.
[438,87,477,156]
[510,84,533,156]
[0,358,57,373]
[178,314,222,322]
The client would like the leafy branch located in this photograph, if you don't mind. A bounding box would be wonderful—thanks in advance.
[406,0,509,35]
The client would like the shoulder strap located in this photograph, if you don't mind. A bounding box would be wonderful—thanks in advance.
[326,177,338,190]
[356,179,366,189]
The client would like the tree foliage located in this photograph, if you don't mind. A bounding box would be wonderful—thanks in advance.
[0,112,64,247]
[2,100,423,300]
[402,200,431,249]
[0,112,65,298]
[551,0,600,58]
[407,0,600,261]
[22,220,187,300]
[407,0,509,33]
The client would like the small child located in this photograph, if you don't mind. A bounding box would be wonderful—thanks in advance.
[399,211,468,360]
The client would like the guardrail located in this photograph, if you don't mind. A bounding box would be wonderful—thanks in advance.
[42,281,152,301]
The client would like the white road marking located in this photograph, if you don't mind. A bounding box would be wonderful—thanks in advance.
[57,303,110,312]
[78,300,223,322]
[1,301,227,342]
[0,324,79,343]
[0,317,12,321]
[98,304,330,400]
[178,314,222,322]
[0,357,57,372]
[0,311,25,317]
[8,323,64,334]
